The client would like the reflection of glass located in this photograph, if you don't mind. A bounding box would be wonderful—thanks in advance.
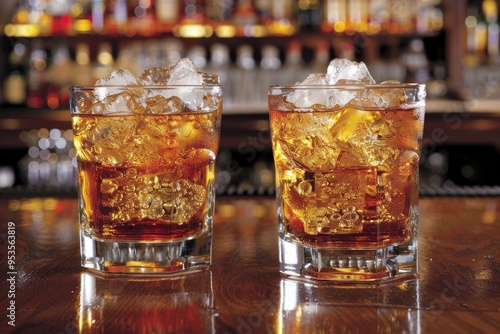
[79,270,214,333]
[279,278,420,333]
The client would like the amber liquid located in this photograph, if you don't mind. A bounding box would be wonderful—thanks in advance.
[73,111,220,242]
[270,105,423,248]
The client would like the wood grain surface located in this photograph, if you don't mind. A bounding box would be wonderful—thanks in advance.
[0,196,499,333]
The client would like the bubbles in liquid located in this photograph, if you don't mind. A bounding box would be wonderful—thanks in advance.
[101,171,206,224]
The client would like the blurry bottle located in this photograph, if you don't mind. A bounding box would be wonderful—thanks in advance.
[258,45,281,102]
[162,39,184,67]
[415,0,432,33]
[11,0,31,25]
[483,0,500,58]
[46,0,72,34]
[27,41,47,108]
[207,44,231,105]
[309,39,331,73]
[348,0,369,32]
[72,43,95,86]
[187,45,208,69]
[93,43,115,81]
[19,0,53,35]
[390,0,414,32]
[155,0,179,31]
[3,42,28,106]
[297,0,322,32]
[323,0,347,33]
[71,0,93,33]
[46,43,72,109]
[207,0,234,22]
[465,4,480,58]
[400,39,429,84]
[233,45,257,105]
[369,0,390,32]
[254,0,272,24]
[269,0,296,35]
[92,0,106,32]
[128,0,156,35]
[233,0,258,35]
[179,0,207,24]
[281,40,304,84]
[105,0,128,33]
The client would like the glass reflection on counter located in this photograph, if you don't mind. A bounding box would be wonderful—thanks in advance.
[78,270,215,333]
[279,278,421,334]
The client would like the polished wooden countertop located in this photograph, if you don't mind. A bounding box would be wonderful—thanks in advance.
[1,196,499,333]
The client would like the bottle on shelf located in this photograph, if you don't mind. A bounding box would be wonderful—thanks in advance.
[268,0,297,35]
[389,0,415,33]
[280,40,304,85]
[297,0,323,32]
[71,0,93,33]
[175,0,209,37]
[46,0,73,35]
[91,0,106,32]
[232,0,258,36]
[206,0,234,22]
[127,0,156,35]
[27,40,47,109]
[46,42,72,109]
[368,0,390,33]
[105,0,128,34]
[3,42,28,106]
[347,0,369,33]
[308,39,331,73]
[72,42,95,86]
[162,38,185,67]
[187,45,208,69]
[179,0,207,24]
[233,45,257,106]
[92,42,115,81]
[400,39,430,84]
[155,0,179,32]
[322,0,347,33]
[258,45,282,102]
[483,0,500,59]
[207,43,232,105]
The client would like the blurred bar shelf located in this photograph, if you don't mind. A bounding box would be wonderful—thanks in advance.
[1,99,500,150]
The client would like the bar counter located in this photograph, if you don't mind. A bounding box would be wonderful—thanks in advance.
[1,195,499,333]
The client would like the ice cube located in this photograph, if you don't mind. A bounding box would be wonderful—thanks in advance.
[167,58,203,86]
[92,69,145,114]
[352,80,406,109]
[96,68,142,86]
[327,80,366,109]
[285,73,330,109]
[140,58,217,111]
[139,66,171,85]
[326,58,375,85]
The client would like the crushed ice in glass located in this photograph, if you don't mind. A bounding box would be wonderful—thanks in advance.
[285,58,405,110]
[84,58,219,114]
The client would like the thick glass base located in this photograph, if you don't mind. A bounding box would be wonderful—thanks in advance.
[81,227,212,274]
[279,236,417,282]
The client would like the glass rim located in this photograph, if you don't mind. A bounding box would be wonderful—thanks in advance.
[70,84,222,90]
[269,83,425,90]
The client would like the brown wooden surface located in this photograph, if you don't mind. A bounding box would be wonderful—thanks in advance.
[0,196,499,333]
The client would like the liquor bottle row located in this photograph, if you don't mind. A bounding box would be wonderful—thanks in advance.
[464,0,500,62]
[3,0,444,38]
[2,36,438,109]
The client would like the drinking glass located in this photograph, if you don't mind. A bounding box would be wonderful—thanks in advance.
[70,84,222,274]
[269,83,425,282]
